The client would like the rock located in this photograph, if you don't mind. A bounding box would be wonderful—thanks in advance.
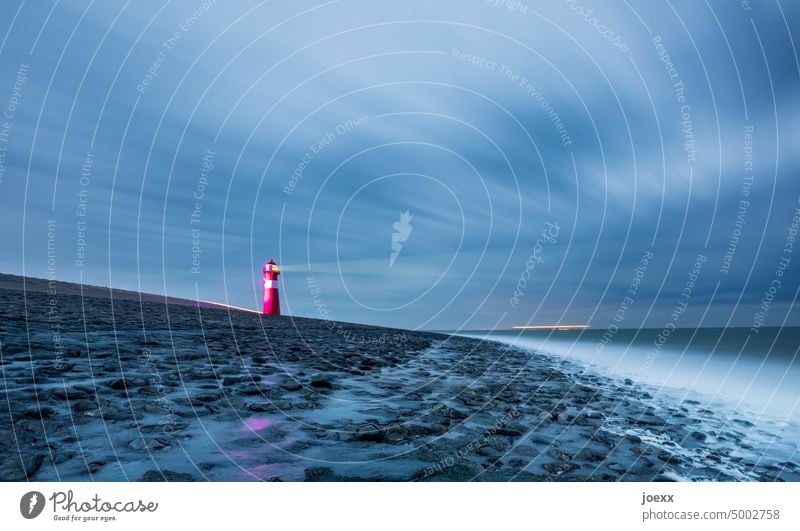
[192,392,220,403]
[281,381,303,392]
[247,401,274,412]
[653,474,677,482]
[656,452,681,465]
[70,400,97,412]
[633,414,667,427]
[139,422,188,434]
[20,406,56,419]
[443,408,468,420]
[607,462,627,473]
[416,463,484,481]
[543,461,579,475]
[537,411,555,422]
[222,375,249,386]
[495,424,526,437]
[461,395,483,407]
[304,467,339,481]
[137,469,195,481]
[0,453,44,481]
[309,375,333,389]
[129,437,172,451]
[477,445,502,459]
[106,377,144,390]
[432,423,448,435]
[36,363,75,376]
[574,449,607,463]
[354,423,384,442]
[101,409,137,421]
[557,413,574,423]
[138,385,165,396]
[528,433,553,445]
[50,388,88,401]
[407,424,435,438]
[384,424,411,443]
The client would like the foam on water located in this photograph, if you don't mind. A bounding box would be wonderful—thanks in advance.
[459,327,800,421]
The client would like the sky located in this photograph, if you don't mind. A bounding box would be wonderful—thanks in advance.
[0,0,798,331]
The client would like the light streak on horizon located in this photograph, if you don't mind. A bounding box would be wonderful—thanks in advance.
[511,325,589,330]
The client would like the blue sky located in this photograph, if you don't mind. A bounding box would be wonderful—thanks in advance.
[0,0,798,331]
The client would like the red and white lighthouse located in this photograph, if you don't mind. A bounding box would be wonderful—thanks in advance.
[262,258,281,315]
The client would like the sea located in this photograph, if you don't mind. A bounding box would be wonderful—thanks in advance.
[457,327,800,422]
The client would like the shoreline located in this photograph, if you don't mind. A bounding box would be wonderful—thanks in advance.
[0,282,798,481]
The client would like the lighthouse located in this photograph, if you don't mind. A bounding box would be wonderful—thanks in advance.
[262,258,281,315]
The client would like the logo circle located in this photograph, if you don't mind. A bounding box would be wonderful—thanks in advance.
[20,491,45,519]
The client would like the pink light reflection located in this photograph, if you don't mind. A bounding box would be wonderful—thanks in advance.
[244,417,273,431]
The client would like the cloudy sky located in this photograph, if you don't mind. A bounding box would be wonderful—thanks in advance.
[0,0,798,331]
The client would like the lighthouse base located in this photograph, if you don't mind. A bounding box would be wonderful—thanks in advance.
[263,289,281,316]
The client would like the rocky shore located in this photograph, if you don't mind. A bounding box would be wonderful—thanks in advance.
[1,278,797,481]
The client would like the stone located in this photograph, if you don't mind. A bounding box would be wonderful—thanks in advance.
[494,424,524,436]
[536,411,554,422]
[607,462,627,473]
[20,406,56,419]
[70,400,96,412]
[657,452,681,465]
[106,377,144,390]
[0,453,44,481]
[50,388,88,401]
[281,381,303,392]
[304,467,339,481]
[137,469,195,481]
[309,376,333,389]
[192,392,220,403]
[247,401,274,412]
[384,424,411,443]
[222,375,249,386]
[129,437,171,451]
[354,423,384,442]
[138,385,166,396]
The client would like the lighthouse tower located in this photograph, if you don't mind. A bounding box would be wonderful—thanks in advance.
[262,258,281,315]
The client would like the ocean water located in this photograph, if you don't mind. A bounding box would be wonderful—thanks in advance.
[458,327,800,422]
